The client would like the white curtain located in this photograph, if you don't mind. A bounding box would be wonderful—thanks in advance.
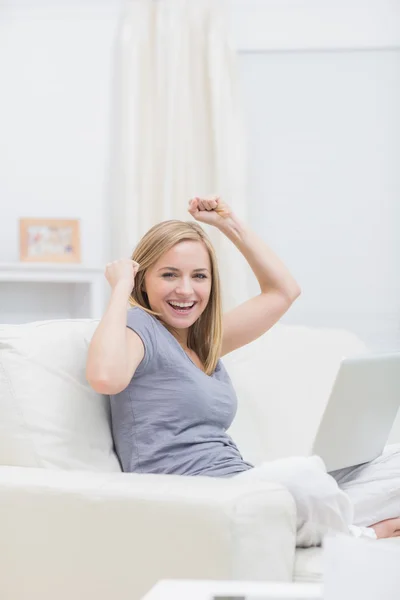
[108,0,250,311]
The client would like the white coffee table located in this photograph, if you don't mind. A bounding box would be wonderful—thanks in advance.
[141,580,323,600]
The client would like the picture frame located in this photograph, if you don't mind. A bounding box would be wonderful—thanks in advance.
[19,218,81,263]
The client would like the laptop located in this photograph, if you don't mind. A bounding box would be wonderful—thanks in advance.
[311,352,400,472]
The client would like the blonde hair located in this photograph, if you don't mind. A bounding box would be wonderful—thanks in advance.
[129,220,222,376]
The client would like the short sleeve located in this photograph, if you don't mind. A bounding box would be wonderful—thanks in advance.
[126,307,157,374]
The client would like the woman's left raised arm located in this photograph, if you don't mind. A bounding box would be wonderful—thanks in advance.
[188,196,301,356]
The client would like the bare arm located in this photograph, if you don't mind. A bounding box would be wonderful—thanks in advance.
[188,197,301,356]
[219,214,301,355]
[86,261,143,395]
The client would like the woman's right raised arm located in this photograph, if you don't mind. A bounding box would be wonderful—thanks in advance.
[86,260,144,395]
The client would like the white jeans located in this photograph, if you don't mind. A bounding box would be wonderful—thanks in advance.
[330,443,400,527]
[235,444,400,547]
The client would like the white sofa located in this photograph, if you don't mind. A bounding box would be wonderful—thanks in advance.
[1,317,399,600]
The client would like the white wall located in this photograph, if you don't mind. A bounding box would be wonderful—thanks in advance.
[241,49,400,350]
[0,1,120,266]
[1,0,399,351]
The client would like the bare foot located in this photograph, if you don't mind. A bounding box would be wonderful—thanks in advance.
[371,517,400,539]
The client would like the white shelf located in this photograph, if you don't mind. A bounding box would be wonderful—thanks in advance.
[143,580,322,600]
[0,263,107,323]
[0,262,103,282]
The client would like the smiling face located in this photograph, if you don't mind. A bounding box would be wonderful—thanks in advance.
[143,240,212,342]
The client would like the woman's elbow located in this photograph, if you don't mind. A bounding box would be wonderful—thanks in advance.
[86,374,126,395]
[291,285,302,302]
[284,285,301,305]
[87,376,111,395]
[86,362,113,394]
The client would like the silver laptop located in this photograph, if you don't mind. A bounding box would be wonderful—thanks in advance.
[311,352,400,472]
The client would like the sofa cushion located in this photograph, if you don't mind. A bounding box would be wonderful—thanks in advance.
[225,323,368,465]
[294,547,323,583]
[0,319,121,471]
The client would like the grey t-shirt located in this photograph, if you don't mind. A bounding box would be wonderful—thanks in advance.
[110,307,253,478]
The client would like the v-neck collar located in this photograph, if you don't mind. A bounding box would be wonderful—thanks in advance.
[155,317,218,377]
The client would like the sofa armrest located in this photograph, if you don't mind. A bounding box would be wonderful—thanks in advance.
[0,466,296,600]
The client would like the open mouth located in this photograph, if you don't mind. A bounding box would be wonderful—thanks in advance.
[166,301,196,315]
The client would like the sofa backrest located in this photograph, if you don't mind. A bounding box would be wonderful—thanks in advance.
[3,317,396,472]
[0,319,121,471]
[224,323,369,465]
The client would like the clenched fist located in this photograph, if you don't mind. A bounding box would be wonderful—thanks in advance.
[105,259,140,291]
[188,195,233,228]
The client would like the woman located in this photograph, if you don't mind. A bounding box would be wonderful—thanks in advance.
[87,196,400,544]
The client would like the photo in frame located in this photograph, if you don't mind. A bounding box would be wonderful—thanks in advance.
[19,218,81,263]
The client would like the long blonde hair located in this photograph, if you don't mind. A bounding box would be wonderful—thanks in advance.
[129,220,223,375]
